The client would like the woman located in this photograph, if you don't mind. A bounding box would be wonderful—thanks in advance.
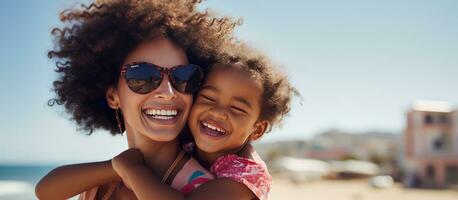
[35,0,237,199]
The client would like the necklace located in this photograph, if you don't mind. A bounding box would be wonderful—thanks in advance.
[161,150,185,183]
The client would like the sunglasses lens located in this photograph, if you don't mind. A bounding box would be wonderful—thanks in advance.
[170,64,203,94]
[125,63,162,94]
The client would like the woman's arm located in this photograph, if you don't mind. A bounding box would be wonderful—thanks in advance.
[35,160,121,200]
[112,149,255,200]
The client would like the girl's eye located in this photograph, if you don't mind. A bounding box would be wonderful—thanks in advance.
[200,94,215,102]
[231,106,247,114]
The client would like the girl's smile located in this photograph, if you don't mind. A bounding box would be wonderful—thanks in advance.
[199,119,229,138]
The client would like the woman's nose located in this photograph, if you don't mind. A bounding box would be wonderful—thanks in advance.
[152,76,177,100]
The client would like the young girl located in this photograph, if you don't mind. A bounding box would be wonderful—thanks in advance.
[111,48,297,200]
[35,0,237,199]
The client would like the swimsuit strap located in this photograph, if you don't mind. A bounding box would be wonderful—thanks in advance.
[161,150,185,183]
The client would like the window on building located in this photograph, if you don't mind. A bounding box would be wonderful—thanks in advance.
[446,166,458,184]
[433,137,444,150]
[426,165,435,179]
[424,114,433,124]
[439,115,448,123]
[432,133,449,151]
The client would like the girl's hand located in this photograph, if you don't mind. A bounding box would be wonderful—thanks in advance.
[112,148,145,189]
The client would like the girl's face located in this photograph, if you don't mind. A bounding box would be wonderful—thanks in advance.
[108,38,193,142]
[188,67,267,154]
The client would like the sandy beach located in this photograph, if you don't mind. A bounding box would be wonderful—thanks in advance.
[270,177,458,200]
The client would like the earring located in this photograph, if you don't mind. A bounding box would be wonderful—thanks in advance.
[115,108,124,135]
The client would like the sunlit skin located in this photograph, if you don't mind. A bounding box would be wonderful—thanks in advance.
[188,66,269,166]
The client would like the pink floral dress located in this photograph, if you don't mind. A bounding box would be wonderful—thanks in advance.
[210,152,272,200]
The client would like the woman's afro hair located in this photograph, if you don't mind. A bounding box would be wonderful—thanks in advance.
[48,0,240,134]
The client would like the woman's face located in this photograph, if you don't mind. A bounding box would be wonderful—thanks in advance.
[108,38,193,142]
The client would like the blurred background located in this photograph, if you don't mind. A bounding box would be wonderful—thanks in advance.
[1,0,457,199]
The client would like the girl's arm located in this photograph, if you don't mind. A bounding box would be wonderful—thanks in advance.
[187,178,256,200]
[112,149,255,200]
[35,160,121,200]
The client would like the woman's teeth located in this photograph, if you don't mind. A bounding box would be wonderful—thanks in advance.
[144,109,177,119]
[202,122,225,133]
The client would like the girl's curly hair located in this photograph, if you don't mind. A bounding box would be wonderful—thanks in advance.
[214,45,300,133]
[48,0,239,135]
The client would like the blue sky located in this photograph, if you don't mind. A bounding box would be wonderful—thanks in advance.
[1,0,457,164]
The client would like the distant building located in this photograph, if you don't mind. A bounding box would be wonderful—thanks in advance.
[305,148,349,161]
[404,101,458,187]
[310,130,400,163]
[254,140,310,162]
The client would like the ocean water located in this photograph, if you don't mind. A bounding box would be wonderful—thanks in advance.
[0,165,55,200]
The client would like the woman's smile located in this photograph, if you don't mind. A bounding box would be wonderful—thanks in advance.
[142,106,181,125]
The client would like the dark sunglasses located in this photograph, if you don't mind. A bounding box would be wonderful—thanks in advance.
[120,62,204,94]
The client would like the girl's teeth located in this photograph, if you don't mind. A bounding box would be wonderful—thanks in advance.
[202,122,225,133]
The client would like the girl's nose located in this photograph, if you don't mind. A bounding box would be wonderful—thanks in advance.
[207,106,228,121]
[152,76,177,100]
